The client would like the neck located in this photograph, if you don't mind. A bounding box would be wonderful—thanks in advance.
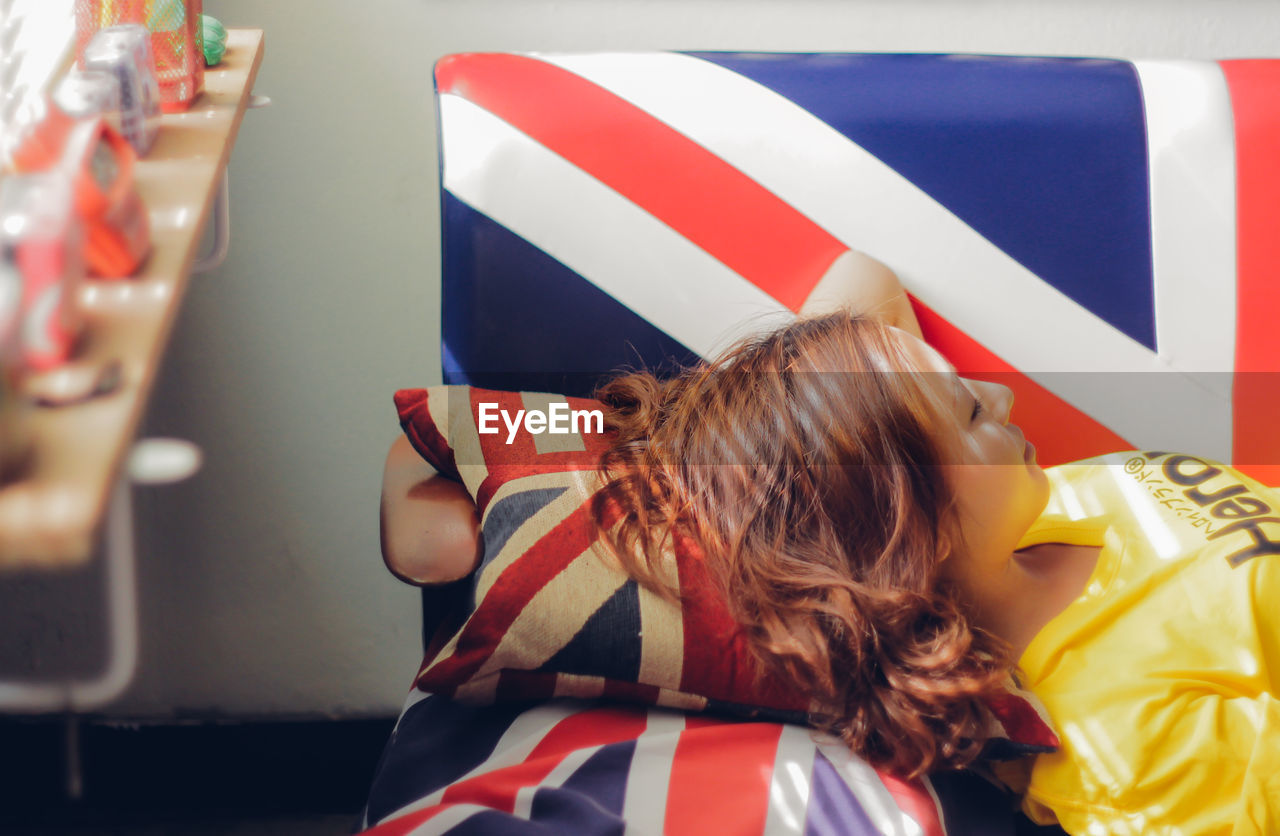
[954,555,1037,655]
[967,543,1101,658]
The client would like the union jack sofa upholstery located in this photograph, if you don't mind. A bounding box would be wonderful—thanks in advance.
[360,52,1280,835]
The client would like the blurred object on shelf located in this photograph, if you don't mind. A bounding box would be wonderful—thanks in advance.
[0,0,76,171]
[81,24,159,154]
[0,362,28,483]
[0,27,261,577]
[145,0,201,110]
[7,97,151,278]
[200,13,225,66]
[0,0,28,170]
[56,68,123,136]
[26,356,122,406]
[7,95,73,171]
[74,0,203,113]
[0,173,85,376]
[64,116,150,278]
[0,192,32,481]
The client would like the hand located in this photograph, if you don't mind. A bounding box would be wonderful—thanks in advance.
[799,249,923,339]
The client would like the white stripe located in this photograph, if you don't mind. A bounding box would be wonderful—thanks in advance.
[621,709,687,835]
[439,92,793,361]
[762,724,818,835]
[373,700,587,825]
[521,392,589,455]
[529,52,1234,457]
[1132,60,1237,377]
[397,684,435,721]
[441,385,490,507]
[919,777,946,834]
[552,672,608,700]
[637,572,684,691]
[814,737,923,836]
[1132,59,1237,459]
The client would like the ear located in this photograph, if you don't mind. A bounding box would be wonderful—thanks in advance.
[932,515,962,571]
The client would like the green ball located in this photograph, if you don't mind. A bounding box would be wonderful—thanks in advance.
[201,14,228,66]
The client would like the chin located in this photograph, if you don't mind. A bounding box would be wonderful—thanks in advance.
[1027,466,1052,514]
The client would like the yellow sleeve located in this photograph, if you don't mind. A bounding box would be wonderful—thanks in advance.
[1031,693,1280,836]
[1234,694,1280,836]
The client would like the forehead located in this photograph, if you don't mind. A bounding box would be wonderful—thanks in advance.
[883,328,974,431]
[890,327,954,375]
[883,332,974,463]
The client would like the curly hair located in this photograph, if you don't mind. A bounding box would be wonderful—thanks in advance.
[591,313,1014,778]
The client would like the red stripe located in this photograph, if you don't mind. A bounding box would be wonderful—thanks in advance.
[986,691,1059,749]
[879,774,946,836]
[675,532,808,711]
[1221,61,1280,486]
[415,499,606,691]
[439,705,647,813]
[664,721,782,836]
[912,297,1133,467]
[602,678,662,704]
[436,53,845,311]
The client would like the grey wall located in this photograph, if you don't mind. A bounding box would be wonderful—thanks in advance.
[119,0,1280,719]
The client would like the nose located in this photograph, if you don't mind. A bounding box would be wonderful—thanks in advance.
[971,379,1014,424]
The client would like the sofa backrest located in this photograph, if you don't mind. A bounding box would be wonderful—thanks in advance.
[434,51,1280,479]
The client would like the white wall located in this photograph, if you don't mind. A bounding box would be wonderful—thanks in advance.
[118,0,1280,719]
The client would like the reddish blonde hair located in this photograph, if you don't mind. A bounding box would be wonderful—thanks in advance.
[592,313,1013,777]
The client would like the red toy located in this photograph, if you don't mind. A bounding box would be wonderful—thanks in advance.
[10,101,151,279]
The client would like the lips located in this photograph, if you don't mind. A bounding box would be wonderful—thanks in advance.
[1011,424,1034,463]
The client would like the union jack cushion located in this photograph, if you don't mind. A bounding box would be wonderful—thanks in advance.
[394,383,1059,753]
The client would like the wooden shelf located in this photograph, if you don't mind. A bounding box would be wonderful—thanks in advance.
[0,29,265,569]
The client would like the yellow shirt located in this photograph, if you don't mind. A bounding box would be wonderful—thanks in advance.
[1017,451,1280,836]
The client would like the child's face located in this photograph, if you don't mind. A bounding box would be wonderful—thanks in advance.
[891,329,1051,577]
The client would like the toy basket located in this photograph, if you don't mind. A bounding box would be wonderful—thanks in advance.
[75,0,204,112]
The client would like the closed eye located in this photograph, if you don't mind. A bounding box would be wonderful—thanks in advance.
[970,396,984,422]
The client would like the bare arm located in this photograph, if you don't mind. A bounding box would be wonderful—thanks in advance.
[799,250,923,338]
[380,434,483,586]
[379,250,911,584]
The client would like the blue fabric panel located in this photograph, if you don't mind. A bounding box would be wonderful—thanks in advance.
[528,742,632,831]
[479,487,570,575]
[541,580,642,681]
[928,769,1022,835]
[687,52,1156,350]
[804,749,880,835]
[441,192,698,396]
